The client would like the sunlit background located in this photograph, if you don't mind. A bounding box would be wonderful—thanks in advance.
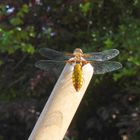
[0,0,140,140]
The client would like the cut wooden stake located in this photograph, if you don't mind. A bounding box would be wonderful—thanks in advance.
[28,63,93,140]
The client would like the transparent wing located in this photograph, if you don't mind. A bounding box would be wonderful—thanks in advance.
[35,60,65,71]
[90,61,122,74]
[39,48,71,60]
[85,49,119,61]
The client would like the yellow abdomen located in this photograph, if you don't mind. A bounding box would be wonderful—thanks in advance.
[72,64,83,92]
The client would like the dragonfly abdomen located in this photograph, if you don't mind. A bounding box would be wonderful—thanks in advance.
[72,64,83,92]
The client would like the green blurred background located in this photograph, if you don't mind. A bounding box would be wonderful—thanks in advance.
[0,0,140,140]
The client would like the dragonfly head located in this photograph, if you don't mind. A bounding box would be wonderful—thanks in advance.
[73,48,83,55]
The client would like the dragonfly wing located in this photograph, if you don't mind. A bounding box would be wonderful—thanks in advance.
[90,61,122,74]
[86,49,119,61]
[39,48,70,60]
[35,60,65,71]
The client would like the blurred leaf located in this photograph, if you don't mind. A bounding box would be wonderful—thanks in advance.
[79,2,92,15]
[104,38,114,49]
[10,17,23,26]
[128,56,140,66]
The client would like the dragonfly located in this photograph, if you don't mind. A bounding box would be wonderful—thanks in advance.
[35,48,122,92]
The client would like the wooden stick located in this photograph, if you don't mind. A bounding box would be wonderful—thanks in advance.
[28,63,93,140]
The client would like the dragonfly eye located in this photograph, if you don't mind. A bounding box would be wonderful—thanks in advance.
[73,48,83,54]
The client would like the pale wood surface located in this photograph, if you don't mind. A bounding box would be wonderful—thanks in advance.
[28,63,93,140]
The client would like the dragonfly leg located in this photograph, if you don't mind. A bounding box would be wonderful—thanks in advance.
[83,54,91,58]
[82,60,89,66]
[65,60,76,65]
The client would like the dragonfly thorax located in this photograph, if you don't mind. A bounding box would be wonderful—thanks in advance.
[69,56,88,67]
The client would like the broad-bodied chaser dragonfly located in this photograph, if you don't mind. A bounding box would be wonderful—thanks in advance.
[35,48,122,92]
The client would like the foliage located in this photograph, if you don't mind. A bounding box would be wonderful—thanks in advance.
[0,4,35,54]
[0,0,140,140]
